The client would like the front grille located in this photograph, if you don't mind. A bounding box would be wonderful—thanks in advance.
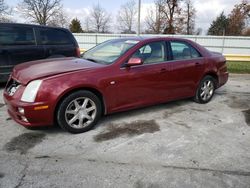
[6,78,21,96]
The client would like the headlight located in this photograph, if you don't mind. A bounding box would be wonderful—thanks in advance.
[21,80,43,102]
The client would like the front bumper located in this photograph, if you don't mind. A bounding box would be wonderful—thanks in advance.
[3,91,54,127]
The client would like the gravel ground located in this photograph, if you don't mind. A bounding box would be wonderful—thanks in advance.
[0,74,250,188]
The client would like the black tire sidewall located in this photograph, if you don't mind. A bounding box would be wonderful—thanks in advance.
[57,90,102,133]
[195,76,215,104]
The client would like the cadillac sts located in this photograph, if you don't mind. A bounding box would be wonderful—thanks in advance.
[3,37,228,133]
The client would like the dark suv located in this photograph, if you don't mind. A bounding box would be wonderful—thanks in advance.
[0,23,80,82]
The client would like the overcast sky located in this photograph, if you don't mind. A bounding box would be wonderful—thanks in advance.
[7,0,242,34]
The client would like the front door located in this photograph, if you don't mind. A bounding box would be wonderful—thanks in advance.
[108,41,171,112]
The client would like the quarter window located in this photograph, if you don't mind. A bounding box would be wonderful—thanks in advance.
[39,28,72,45]
[132,42,166,64]
[170,41,201,60]
[0,26,35,46]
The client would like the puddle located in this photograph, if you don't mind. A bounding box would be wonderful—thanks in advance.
[0,172,4,178]
[94,120,160,142]
[227,95,250,109]
[243,109,250,126]
[4,132,46,154]
[0,103,5,108]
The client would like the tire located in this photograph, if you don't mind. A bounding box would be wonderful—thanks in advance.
[194,75,216,104]
[56,90,102,133]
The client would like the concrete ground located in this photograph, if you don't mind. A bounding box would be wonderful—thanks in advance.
[0,74,250,188]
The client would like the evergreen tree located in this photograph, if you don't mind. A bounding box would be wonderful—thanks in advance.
[69,18,83,33]
[207,12,229,35]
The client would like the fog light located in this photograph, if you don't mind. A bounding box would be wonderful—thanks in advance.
[18,107,24,114]
[21,116,28,122]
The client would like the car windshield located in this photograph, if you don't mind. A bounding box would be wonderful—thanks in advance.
[82,39,140,65]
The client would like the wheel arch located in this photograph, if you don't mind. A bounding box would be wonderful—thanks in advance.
[203,71,219,88]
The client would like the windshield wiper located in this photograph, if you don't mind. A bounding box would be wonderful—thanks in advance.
[84,58,98,63]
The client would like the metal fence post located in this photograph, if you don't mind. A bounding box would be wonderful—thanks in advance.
[222,36,225,54]
[95,34,98,45]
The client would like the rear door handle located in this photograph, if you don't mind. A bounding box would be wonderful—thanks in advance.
[160,68,167,73]
[195,62,202,66]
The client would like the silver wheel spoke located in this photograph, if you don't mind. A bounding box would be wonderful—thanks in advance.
[78,116,84,126]
[201,91,205,97]
[82,98,89,108]
[66,110,77,115]
[69,115,79,125]
[85,114,93,120]
[206,81,211,87]
[86,106,95,113]
[74,100,81,110]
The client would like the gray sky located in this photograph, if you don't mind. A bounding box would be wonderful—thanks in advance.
[8,0,242,34]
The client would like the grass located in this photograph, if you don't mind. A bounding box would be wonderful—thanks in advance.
[227,61,250,74]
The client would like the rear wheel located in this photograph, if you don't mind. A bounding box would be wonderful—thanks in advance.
[194,75,215,104]
[57,90,102,133]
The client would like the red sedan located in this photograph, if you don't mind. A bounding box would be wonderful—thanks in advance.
[3,37,228,133]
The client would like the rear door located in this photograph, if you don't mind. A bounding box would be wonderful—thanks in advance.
[0,25,45,79]
[165,40,205,99]
[36,28,76,58]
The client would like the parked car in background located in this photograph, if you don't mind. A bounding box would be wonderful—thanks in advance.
[3,37,228,133]
[0,23,80,82]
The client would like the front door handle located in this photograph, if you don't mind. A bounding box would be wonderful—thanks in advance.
[160,68,167,73]
[195,62,202,67]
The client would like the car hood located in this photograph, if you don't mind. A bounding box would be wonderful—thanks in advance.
[12,57,104,85]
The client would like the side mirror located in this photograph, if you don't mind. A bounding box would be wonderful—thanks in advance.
[126,57,143,67]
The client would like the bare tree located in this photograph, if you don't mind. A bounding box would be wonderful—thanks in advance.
[47,10,69,28]
[145,0,166,33]
[144,0,183,34]
[182,0,195,34]
[117,0,137,34]
[83,16,95,33]
[0,0,12,22]
[161,0,183,34]
[18,0,63,25]
[89,4,111,33]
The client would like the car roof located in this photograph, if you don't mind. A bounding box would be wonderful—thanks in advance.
[0,22,67,30]
[110,36,192,43]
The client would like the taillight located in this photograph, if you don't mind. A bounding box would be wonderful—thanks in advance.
[76,47,81,57]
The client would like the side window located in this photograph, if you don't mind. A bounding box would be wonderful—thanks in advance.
[132,41,166,64]
[170,41,201,60]
[0,26,35,46]
[39,28,72,45]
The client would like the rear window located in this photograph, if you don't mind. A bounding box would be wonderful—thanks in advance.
[0,26,35,46]
[38,28,72,45]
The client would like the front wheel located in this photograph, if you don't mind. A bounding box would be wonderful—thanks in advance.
[194,76,216,104]
[56,90,102,133]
